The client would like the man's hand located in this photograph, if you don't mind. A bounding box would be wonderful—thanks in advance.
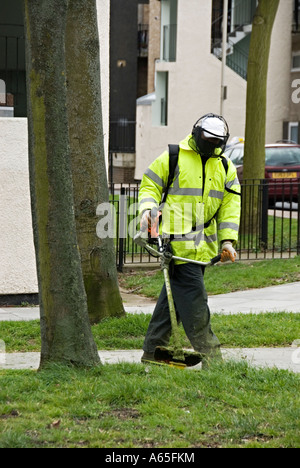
[221,241,237,263]
[140,210,152,232]
[140,209,161,237]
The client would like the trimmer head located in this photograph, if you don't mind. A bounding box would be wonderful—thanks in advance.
[154,346,202,368]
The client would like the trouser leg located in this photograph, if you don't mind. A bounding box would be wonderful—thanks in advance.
[143,263,220,354]
[142,283,174,353]
[170,263,220,353]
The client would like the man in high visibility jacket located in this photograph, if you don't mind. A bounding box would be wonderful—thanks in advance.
[139,114,241,366]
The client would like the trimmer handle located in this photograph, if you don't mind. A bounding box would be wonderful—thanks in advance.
[210,254,222,265]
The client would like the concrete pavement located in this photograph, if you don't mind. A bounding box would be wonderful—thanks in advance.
[0,347,299,373]
[123,281,300,315]
[0,282,299,373]
[2,281,299,320]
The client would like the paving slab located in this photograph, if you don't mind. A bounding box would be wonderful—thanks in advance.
[1,348,299,373]
[0,282,299,320]
[124,282,300,315]
[0,307,40,321]
[208,282,300,314]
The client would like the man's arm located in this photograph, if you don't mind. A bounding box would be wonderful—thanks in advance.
[217,159,241,261]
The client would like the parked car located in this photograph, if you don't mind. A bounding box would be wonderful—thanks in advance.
[223,143,300,205]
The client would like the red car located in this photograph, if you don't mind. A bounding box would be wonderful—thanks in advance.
[224,143,300,205]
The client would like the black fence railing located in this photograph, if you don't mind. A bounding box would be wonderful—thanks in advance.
[108,179,300,271]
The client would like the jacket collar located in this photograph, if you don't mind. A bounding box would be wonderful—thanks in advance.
[179,134,193,151]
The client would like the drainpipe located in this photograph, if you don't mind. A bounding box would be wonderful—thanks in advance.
[220,0,229,115]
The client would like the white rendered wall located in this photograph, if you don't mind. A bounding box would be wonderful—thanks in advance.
[266,0,293,143]
[0,0,110,295]
[0,118,37,294]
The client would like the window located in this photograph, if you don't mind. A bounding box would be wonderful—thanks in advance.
[152,71,168,126]
[265,147,300,166]
[230,147,244,165]
[288,122,299,143]
[160,0,178,62]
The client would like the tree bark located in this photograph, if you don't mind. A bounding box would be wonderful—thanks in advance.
[243,0,280,180]
[24,0,100,367]
[242,0,280,238]
[65,0,125,324]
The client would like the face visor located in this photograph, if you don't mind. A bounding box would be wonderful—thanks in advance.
[189,113,230,157]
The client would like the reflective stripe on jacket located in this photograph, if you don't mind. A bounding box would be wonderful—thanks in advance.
[139,135,241,263]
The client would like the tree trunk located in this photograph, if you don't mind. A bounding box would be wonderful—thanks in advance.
[65,0,125,324]
[242,0,280,237]
[243,0,280,180]
[24,0,100,368]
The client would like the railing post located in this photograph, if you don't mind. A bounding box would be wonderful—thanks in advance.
[117,187,126,272]
[260,179,269,250]
[297,180,300,255]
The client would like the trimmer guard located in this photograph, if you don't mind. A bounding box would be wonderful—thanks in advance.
[154,346,203,367]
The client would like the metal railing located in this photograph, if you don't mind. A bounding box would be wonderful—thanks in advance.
[211,0,257,80]
[109,179,300,271]
[0,32,26,114]
[211,0,257,49]
[109,119,136,153]
[240,178,300,260]
[293,0,300,32]
[226,43,249,80]
[138,24,149,57]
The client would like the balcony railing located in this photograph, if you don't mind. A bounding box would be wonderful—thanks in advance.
[226,43,249,80]
[109,119,136,153]
[0,32,26,116]
[138,24,149,57]
[293,0,300,32]
[211,0,257,50]
[211,0,257,80]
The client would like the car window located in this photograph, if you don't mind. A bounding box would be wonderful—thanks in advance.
[265,147,300,166]
[230,147,243,165]
[223,148,233,159]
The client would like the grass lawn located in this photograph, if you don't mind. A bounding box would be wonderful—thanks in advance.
[0,312,299,352]
[0,257,299,448]
[119,256,300,298]
[0,361,299,448]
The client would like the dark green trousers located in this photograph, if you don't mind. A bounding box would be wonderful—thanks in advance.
[143,263,220,354]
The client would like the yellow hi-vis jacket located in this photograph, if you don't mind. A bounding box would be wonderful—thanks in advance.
[138,135,241,263]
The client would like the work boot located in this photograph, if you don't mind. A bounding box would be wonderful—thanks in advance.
[141,351,156,363]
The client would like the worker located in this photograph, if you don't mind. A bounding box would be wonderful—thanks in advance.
[138,113,241,366]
